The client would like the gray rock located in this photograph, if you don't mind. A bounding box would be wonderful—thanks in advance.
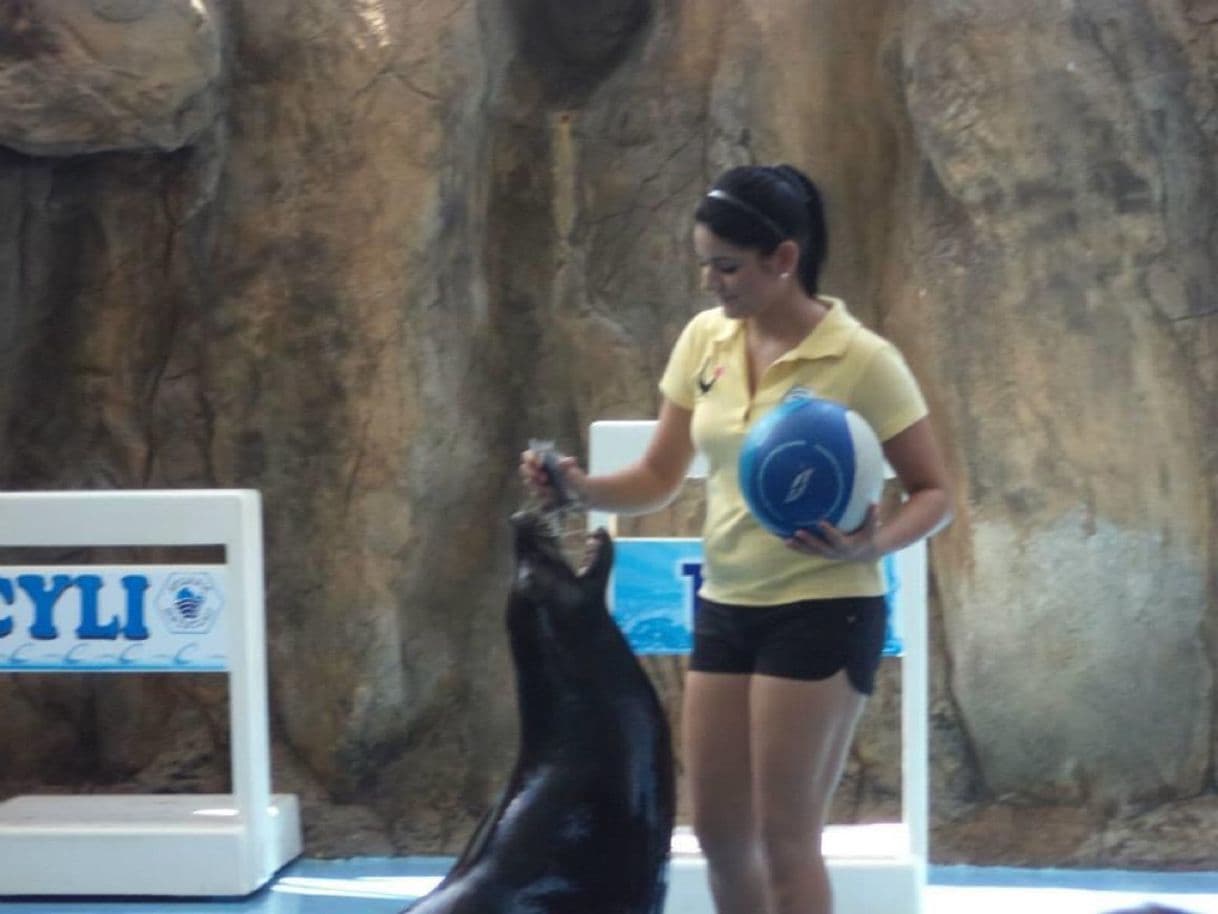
[0,0,222,155]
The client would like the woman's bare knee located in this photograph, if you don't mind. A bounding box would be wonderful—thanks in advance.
[694,812,758,862]
[759,812,821,871]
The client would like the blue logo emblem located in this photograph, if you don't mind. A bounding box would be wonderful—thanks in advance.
[156,573,223,634]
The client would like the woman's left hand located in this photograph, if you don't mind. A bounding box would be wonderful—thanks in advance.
[784,504,882,563]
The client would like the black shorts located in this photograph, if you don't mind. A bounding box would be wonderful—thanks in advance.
[690,595,888,695]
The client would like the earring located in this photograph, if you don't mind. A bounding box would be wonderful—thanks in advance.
[780,272,790,279]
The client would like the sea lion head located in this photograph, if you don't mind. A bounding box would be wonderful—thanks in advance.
[508,511,614,608]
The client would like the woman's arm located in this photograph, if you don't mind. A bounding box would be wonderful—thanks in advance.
[521,399,696,516]
[869,417,954,555]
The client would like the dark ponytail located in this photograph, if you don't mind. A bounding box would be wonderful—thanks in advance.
[693,164,828,296]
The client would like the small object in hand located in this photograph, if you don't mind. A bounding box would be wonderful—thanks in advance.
[528,438,579,509]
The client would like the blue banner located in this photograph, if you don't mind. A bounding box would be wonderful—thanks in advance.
[611,539,903,657]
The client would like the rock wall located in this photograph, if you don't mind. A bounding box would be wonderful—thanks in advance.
[0,0,1214,866]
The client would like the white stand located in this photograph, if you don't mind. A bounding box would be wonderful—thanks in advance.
[0,490,302,897]
[588,421,927,914]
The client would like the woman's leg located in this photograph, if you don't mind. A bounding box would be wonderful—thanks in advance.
[683,671,770,914]
[751,670,865,914]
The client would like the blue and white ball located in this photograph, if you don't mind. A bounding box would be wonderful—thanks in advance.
[739,389,885,538]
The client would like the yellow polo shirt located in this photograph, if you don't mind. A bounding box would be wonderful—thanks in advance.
[659,297,928,605]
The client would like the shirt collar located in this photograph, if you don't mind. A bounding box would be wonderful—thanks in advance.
[710,296,859,358]
[783,296,859,361]
[710,315,741,344]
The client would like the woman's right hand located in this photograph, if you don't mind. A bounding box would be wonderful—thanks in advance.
[519,449,588,507]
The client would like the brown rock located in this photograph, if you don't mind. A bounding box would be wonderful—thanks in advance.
[0,0,222,155]
[0,0,1214,869]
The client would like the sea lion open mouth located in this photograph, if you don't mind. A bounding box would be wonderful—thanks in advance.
[509,509,563,559]
[509,509,612,580]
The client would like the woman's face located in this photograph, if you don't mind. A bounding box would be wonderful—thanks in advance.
[693,222,782,319]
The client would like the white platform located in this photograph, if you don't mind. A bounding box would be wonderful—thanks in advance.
[666,824,924,913]
[0,794,302,897]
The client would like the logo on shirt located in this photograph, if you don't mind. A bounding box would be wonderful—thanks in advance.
[697,362,724,395]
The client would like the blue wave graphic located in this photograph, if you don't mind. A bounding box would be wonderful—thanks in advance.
[613,540,701,655]
[613,540,905,658]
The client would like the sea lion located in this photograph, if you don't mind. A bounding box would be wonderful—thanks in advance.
[405,510,676,914]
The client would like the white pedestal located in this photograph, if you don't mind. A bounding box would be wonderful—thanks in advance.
[667,824,924,914]
[0,794,302,896]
